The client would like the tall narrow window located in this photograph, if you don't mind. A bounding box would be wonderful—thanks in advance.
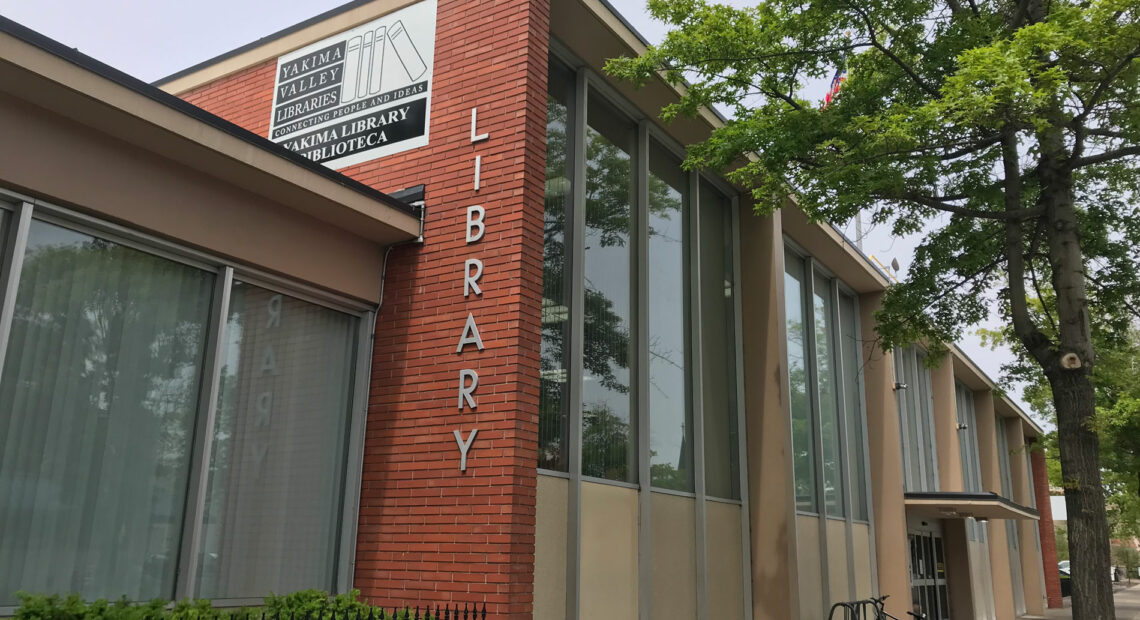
[539,59,574,472]
[813,274,844,517]
[196,282,358,598]
[581,90,636,483]
[839,293,868,520]
[0,220,214,603]
[701,181,740,500]
[785,252,817,512]
[897,346,938,492]
[956,383,981,493]
[647,141,691,491]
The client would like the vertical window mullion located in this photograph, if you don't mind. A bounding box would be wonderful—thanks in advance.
[338,309,376,592]
[0,201,32,381]
[175,265,233,599]
[730,196,755,619]
[635,121,652,620]
[924,363,939,490]
[564,66,589,620]
[689,171,709,620]
[895,349,912,491]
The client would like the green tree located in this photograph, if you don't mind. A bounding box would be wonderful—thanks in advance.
[983,322,1140,541]
[607,1,1140,618]
[1057,524,1071,561]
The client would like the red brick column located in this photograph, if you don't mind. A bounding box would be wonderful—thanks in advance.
[1031,446,1063,608]
[178,0,550,616]
[351,0,548,616]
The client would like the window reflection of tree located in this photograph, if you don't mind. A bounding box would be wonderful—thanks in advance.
[786,311,816,511]
[1,237,209,599]
[540,90,687,482]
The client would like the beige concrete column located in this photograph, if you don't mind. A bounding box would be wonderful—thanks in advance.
[974,392,1016,620]
[929,355,963,492]
[1007,423,1046,615]
[859,291,912,619]
[944,519,977,620]
[739,207,798,620]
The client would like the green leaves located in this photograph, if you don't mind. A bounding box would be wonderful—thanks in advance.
[607,0,1140,360]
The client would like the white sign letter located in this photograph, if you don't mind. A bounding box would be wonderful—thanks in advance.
[458,369,479,410]
[473,155,481,191]
[456,313,486,353]
[453,429,478,472]
[266,294,283,328]
[255,391,273,427]
[466,206,485,243]
[470,108,489,143]
[259,346,277,376]
[464,258,484,297]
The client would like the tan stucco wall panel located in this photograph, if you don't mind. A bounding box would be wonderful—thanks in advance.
[707,501,746,620]
[944,519,976,620]
[797,515,824,620]
[852,523,873,599]
[860,291,912,618]
[738,206,799,620]
[931,356,963,492]
[651,493,697,618]
[535,475,568,620]
[827,519,850,604]
[580,482,638,619]
[0,93,385,301]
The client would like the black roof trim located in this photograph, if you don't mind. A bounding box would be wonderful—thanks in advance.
[904,491,1040,517]
[0,15,418,219]
[153,0,378,87]
[389,184,425,205]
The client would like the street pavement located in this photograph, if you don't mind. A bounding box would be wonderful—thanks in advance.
[1042,582,1140,620]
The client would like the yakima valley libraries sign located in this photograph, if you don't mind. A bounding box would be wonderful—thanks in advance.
[269,0,436,168]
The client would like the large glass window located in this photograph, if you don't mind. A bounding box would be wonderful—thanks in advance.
[537,60,743,503]
[0,212,365,606]
[955,383,982,493]
[536,57,743,511]
[196,282,358,598]
[581,89,636,483]
[0,220,214,603]
[647,141,691,491]
[783,251,870,517]
[839,294,869,520]
[539,60,574,472]
[897,346,938,492]
[700,181,740,500]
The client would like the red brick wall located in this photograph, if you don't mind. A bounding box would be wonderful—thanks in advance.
[177,1,549,617]
[1031,446,1063,608]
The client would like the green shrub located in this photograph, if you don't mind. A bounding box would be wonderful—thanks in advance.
[12,591,433,620]
[263,590,369,618]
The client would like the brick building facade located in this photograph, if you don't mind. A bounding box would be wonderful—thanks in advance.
[0,1,1063,619]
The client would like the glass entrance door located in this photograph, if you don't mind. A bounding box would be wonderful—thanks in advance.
[909,531,951,620]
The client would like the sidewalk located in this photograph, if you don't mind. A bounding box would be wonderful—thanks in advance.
[1041,582,1140,620]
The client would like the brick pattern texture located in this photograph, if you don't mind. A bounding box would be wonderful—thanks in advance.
[1031,447,1064,608]
[179,0,550,617]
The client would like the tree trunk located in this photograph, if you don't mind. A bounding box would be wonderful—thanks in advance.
[1051,367,1116,620]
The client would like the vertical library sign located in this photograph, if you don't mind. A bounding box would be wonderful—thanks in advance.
[268,0,436,168]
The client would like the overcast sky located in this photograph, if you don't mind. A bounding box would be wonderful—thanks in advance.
[0,0,1037,420]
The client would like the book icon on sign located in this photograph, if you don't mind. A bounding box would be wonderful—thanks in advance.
[340,20,425,103]
[388,20,427,81]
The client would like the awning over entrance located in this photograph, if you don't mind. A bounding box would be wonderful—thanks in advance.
[904,492,1039,520]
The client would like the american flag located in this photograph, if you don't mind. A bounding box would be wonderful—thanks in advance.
[823,53,848,108]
